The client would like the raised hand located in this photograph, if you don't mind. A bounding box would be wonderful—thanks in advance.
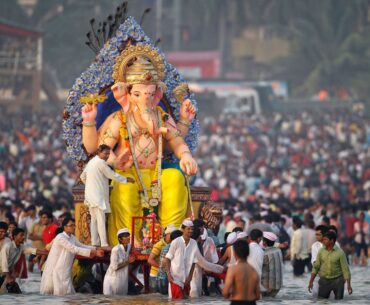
[111,82,129,113]
[81,103,98,122]
[179,99,197,123]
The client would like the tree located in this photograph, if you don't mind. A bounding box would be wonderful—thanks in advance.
[270,0,370,97]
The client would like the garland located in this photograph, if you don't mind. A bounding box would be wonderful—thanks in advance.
[126,109,163,212]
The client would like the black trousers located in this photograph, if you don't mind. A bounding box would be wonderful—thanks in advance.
[230,301,257,305]
[293,258,306,276]
[318,275,345,300]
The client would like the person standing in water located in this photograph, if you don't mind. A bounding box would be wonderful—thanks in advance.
[223,240,260,305]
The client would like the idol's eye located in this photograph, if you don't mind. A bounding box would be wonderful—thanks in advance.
[133,93,140,97]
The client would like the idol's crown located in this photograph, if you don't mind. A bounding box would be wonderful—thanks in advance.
[113,44,165,86]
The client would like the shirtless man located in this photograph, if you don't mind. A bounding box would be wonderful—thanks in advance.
[223,240,260,305]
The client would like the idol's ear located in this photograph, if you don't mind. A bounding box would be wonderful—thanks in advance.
[152,82,167,107]
[111,82,130,113]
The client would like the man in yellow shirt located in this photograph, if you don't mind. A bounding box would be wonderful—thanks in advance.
[28,216,46,272]
[148,224,177,292]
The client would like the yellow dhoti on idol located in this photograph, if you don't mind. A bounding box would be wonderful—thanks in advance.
[108,167,188,246]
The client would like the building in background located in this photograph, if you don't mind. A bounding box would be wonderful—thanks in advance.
[0,18,42,110]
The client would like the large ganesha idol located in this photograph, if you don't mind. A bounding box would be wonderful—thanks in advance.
[63,16,199,246]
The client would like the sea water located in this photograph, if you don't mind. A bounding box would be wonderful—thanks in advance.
[1,264,369,304]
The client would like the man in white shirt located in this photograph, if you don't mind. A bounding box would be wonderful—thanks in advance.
[310,225,329,298]
[290,217,310,276]
[165,219,198,299]
[166,219,199,300]
[18,205,39,272]
[103,228,135,295]
[247,229,264,281]
[194,219,219,264]
[19,205,38,236]
[0,222,10,252]
[166,220,223,299]
[311,225,328,265]
[40,218,104,296]
[225,213,237,233]
[0,228,47,290]
[189,226,224,298]
[80,144,134,247]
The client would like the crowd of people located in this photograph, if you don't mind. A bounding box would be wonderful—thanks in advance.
[0,208,355,303]
[0,105,369,302]
[0,106,78,222]
[197,108,370,206]
[196,108,370,247]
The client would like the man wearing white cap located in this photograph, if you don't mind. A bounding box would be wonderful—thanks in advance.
[165,219,197,299]
[237,231,248,241]
[261,231,283,297]
[194,219,219,264]
[165,219,223,299]
[189,226,224,298]
[103,228,135,295]
[219,232,238,267]
[148,224,177,292]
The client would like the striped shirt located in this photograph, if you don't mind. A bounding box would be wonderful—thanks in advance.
[261,246,283,291]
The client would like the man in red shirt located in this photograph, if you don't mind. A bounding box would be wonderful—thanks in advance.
[40,210,58,245]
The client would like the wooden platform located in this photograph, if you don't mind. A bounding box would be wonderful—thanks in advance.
[73,185,211,293]
[73,184,211,245]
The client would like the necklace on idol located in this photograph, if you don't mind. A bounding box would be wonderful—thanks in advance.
[126,109,162,210]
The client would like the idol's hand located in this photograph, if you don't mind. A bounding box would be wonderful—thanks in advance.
[81,103,98,122]
[180,153,198,176]
[111,82,128,99]
[111,82,130,113]
[179,99,196,123]
[114,148,134,170]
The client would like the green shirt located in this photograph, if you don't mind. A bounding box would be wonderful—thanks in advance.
[312,245,350,280]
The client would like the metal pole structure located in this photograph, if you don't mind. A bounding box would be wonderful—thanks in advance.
[32,37,42,109]
[218,1,226,78]
[172,0,181,51]
[37,37,43,72]
[155,0,163,40]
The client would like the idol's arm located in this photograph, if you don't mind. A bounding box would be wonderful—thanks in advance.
[81,103,99,153]
[177,99,196,137]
